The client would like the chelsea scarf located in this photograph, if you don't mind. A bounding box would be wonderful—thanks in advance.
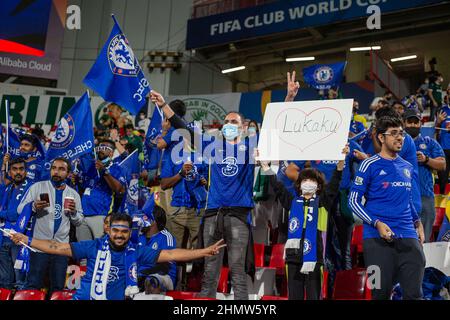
[285,195,319,274]
[90,237,139,300]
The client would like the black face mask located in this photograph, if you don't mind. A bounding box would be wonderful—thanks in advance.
[405,127,420,138]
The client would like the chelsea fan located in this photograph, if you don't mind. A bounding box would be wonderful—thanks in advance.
[0,158,31,289]
[149,90,257,300]
[349,116,426,300]
[259,146,349,300]
[136,205,177,294]
[16,158,84,295]
[2,134,44,184]
[403,109,446,242]
[76,140,127,241]
[10,212,226,300]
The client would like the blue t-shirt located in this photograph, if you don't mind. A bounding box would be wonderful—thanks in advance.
[137,229,177,286]
[160,150,208,208]
[438,105,450,150]
[349,155,419,239]
[414,135,445,197]
[81,163,127,216]
[71,237,160,300]
[53,189,64,236]
[204,136,255,209]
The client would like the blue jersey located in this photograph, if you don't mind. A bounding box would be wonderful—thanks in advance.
[340,140,364,190]
[81,163,127,216]
[359,130,421,213]
[137,229,177,286]
[160,150,208,209]
[438,105,450,150]
[349,155,419,239]
[0,179,31,245]
[71,237,160,300]
[205,137,255,209]
[414,135,445,197]
[311,160,339,183]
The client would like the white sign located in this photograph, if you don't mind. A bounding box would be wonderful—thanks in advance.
[257,99,353,160]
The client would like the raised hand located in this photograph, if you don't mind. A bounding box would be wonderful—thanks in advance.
[285,71,300,102]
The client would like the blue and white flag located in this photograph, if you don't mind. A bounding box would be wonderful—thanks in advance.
[4,127,46,161]
[46,92,94,162]
[143,106,163,171]
[83,16,151,115]
[303,62,346,90]
[119,149,141,214]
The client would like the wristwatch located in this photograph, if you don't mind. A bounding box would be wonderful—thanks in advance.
[178,169,186,178]
[424,156,430,164]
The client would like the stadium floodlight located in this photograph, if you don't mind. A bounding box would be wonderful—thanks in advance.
[222,66,246,74]
[350,46,381,52]
[286,56,315,62]
[390,55,417,62]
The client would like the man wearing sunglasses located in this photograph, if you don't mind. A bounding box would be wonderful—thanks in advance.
[77,140,127,241]
[349,116,426,300]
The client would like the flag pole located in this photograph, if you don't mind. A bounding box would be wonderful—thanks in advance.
[85,89,99,177]
[5,99,10,172]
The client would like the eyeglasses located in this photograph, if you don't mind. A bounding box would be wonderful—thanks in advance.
[382,130,406,138]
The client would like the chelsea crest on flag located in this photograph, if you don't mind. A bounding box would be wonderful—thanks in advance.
[83,15,151,115]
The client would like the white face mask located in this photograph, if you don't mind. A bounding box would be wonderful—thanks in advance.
[301,180,318,195]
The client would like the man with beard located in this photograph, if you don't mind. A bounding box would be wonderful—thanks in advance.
[17,157,84,295]
[76,140,126,241]
[0,158,31,289]
[2,134,44,184]
[10,212,226,300]
[349,116,426,300]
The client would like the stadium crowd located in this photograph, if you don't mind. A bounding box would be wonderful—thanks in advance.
[1,70,450,301]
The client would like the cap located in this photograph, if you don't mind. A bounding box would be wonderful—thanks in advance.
[403,109,422,121]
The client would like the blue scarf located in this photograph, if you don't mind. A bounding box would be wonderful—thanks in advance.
[90,236,138,300]
[12,202,34,274]
[285,195,319,273]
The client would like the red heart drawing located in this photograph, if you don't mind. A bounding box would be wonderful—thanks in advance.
[275,107,343,152]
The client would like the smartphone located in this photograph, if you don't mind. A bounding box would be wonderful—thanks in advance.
[40,193,50,203]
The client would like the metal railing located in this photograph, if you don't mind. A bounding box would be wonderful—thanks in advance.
[370,51,411,100]
[192,0,278,18]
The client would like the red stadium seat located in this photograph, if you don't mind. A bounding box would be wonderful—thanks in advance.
[0,288,12,300]
[434,184,440,195]
[434,208,446,228]
[445,184,450,195]
[50,290,75,300]
[13,290,46,301]
[261,295,288,300]
[351,225,364,253]
[254,243,265,268]
[269,244,285,275]
[165,291,198,300]
[332,268,370,300]
[217,267,229,293]
[322,270,329,300]
[185,297,217,300]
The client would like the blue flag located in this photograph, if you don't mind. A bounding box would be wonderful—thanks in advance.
[143,106,163,171]
[46,92,94,162]
[119,149,141,214]
[303,62,346,90]
[83,16,151,115]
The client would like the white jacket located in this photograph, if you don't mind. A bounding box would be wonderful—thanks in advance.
[18,180,84,243]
